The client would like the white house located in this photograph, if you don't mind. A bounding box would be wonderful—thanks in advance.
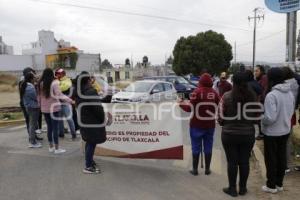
[0,36,13,55]
[22,30,74,55]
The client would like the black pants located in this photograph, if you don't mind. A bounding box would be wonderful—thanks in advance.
[222,134,255,189]
[72,106,79,131]
[85,143,97,168]
[264,134,289,189]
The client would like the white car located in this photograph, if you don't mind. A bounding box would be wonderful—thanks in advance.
[111,80,177,103]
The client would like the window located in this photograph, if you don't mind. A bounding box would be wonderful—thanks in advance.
[125,71,130,79]
[152,83,164,93]
[163,83,173,91]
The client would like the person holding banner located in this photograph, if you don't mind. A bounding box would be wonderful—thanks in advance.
[75,72,112,174]
[179,73,220,176]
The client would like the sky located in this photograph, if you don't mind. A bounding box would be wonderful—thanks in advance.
[0,0,294,65]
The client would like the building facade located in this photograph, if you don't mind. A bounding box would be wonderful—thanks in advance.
[0,36,13,55]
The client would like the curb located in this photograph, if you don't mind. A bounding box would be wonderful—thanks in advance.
[253,144,266,180]
[0,119,25,127]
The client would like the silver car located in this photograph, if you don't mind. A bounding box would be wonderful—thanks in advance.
[111,80,177,103]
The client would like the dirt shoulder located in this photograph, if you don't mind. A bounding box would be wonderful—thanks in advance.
[255,139,300,200]
[0,92,19,107]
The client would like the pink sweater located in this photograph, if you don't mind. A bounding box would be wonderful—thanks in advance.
[38,80,73,113]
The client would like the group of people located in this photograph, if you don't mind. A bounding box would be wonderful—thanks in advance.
[179,66,299,197]
[18,65,300,191]
[19,67,109,174]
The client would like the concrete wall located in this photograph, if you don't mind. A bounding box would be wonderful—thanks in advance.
[0,53,100,72]
[0,55,33,71]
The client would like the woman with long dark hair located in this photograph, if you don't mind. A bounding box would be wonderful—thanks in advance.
[261,68,295,194]
[21,72,42,148]
[38,68,74,154]
[75,72,111,174]
[219,72,260,197]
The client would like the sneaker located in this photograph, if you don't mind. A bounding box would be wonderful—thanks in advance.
[295,166,300,171]
[35,129,42,134]
[276,186,284,192]
[262,186,278,194]
[285,168,291,174]
[49,147,55,153]
[83,167,100,174]
[54,148,66,154]
[76,130,80,135]
[28,143,42,148]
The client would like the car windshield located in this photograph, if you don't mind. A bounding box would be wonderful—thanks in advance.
[124,82,154,93]
[167,77,189,84]
[95,77,109,88]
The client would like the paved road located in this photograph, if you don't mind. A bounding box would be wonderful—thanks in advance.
[0,121,263,200]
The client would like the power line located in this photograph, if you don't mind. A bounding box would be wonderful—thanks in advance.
[25,0,252,32]
[238,29,285,47]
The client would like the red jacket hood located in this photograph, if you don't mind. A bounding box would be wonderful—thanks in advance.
[198,73,213,88]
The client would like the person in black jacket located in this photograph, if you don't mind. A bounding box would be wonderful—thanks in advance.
[245,70,262,98]
[75,72,111,174]
[219,72,262,197]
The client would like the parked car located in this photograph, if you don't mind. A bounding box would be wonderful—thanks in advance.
[111,80,177,103]
[144,76,196,99]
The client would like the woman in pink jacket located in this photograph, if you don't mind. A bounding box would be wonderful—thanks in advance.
[38,68,74,154]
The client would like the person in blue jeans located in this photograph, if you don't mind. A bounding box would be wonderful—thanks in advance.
[190,127,215,172]
[38,68,74,154]
[58,104,77,140]
[43,112,60,147]
[55,68,77,139]
[20,72,42,148]
[179,73,220,176]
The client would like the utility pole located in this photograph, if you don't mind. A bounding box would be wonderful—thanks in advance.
[248,8,264,69]
[286,11,297,69]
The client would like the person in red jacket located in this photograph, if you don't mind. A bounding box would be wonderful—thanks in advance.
[254,65,268,140]
[179,73,220,176]
[215,72,232,97]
